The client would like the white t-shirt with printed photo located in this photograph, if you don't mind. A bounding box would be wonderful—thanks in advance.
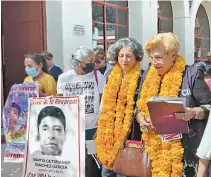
[57,69,106,130]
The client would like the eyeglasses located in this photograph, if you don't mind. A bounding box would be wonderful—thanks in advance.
[149,55,166,62]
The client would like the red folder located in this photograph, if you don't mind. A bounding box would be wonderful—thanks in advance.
[147,97,189,134]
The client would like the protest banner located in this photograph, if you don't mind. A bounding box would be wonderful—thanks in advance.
[2,83,39,163]
[23,96,85,177]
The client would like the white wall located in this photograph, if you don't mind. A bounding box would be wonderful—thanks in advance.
[46,0,63,69]
[45,0,211,71]
[61,1,92,71]
[172,1,193,64]
[129,0,158,69]
[128,1,142,44]
[46,0,92,71]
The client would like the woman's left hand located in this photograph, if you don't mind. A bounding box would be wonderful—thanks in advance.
[175,107,195,121]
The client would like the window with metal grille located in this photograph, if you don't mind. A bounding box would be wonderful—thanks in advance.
[158,1,173,33]
[92,0,128,51]
[194,4,210,59]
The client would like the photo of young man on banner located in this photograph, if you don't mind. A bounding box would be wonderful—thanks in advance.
[23,96,85,177]
[36,106,67,157]
[2,83,39,163]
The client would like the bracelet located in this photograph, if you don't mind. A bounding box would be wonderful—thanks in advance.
[193,110,198,119]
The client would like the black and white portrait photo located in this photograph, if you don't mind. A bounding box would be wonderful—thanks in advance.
[36,106,66,156]
[23,97,85,177]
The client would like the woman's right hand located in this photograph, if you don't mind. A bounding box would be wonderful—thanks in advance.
[136,112,151,126]
[136,112,155,131]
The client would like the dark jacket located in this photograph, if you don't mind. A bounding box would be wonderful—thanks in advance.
[135,65,211,162]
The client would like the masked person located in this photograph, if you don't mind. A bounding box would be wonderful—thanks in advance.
[57,46,106,177]
[24,53,56,96]
[41,51,63,82]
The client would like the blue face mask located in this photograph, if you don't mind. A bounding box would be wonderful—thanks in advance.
[25,66,39,77]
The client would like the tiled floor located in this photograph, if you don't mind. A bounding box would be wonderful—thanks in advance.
[1,144,24,177]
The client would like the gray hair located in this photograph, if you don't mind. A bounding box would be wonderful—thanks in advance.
[113,38,144,62]
[195,61,211,76]
[107,44,116,60]
[70,46,94,69]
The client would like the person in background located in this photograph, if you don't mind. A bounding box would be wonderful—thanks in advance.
[24,53,56,96]
[57,46,106,177]
[94,47,113,78]
[107,44,117,66]
[41,51,63,82]
[195,62,211,92]
[204,62,211,92]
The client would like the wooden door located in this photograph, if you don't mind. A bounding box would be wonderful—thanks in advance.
[1,1,46,100]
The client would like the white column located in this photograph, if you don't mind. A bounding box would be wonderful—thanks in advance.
[172,0,194,65]
[61,0,92,71]
[128,0,158,70]
[46,0,64,69]
[46,0,93,71]
[128,1,142,44]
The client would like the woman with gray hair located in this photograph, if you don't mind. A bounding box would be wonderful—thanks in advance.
[95,38,145,177]
[57,46,106,176]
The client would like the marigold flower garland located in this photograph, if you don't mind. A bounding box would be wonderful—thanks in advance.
[95,62,141,169]
[136,56,185,177]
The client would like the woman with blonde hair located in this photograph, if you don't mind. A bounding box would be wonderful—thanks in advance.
[136,32,211,177]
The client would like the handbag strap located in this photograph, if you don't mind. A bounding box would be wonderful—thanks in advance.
[120,75,144,149]
[131,118,136,140]
[121,115,143,150]
[93,69,99,85]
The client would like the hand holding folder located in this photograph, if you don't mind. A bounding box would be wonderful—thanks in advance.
[147,96,189,134]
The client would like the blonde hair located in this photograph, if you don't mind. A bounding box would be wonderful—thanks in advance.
[145,32,179,56]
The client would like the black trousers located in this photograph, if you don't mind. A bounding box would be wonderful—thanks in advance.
[85,154,102,177]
